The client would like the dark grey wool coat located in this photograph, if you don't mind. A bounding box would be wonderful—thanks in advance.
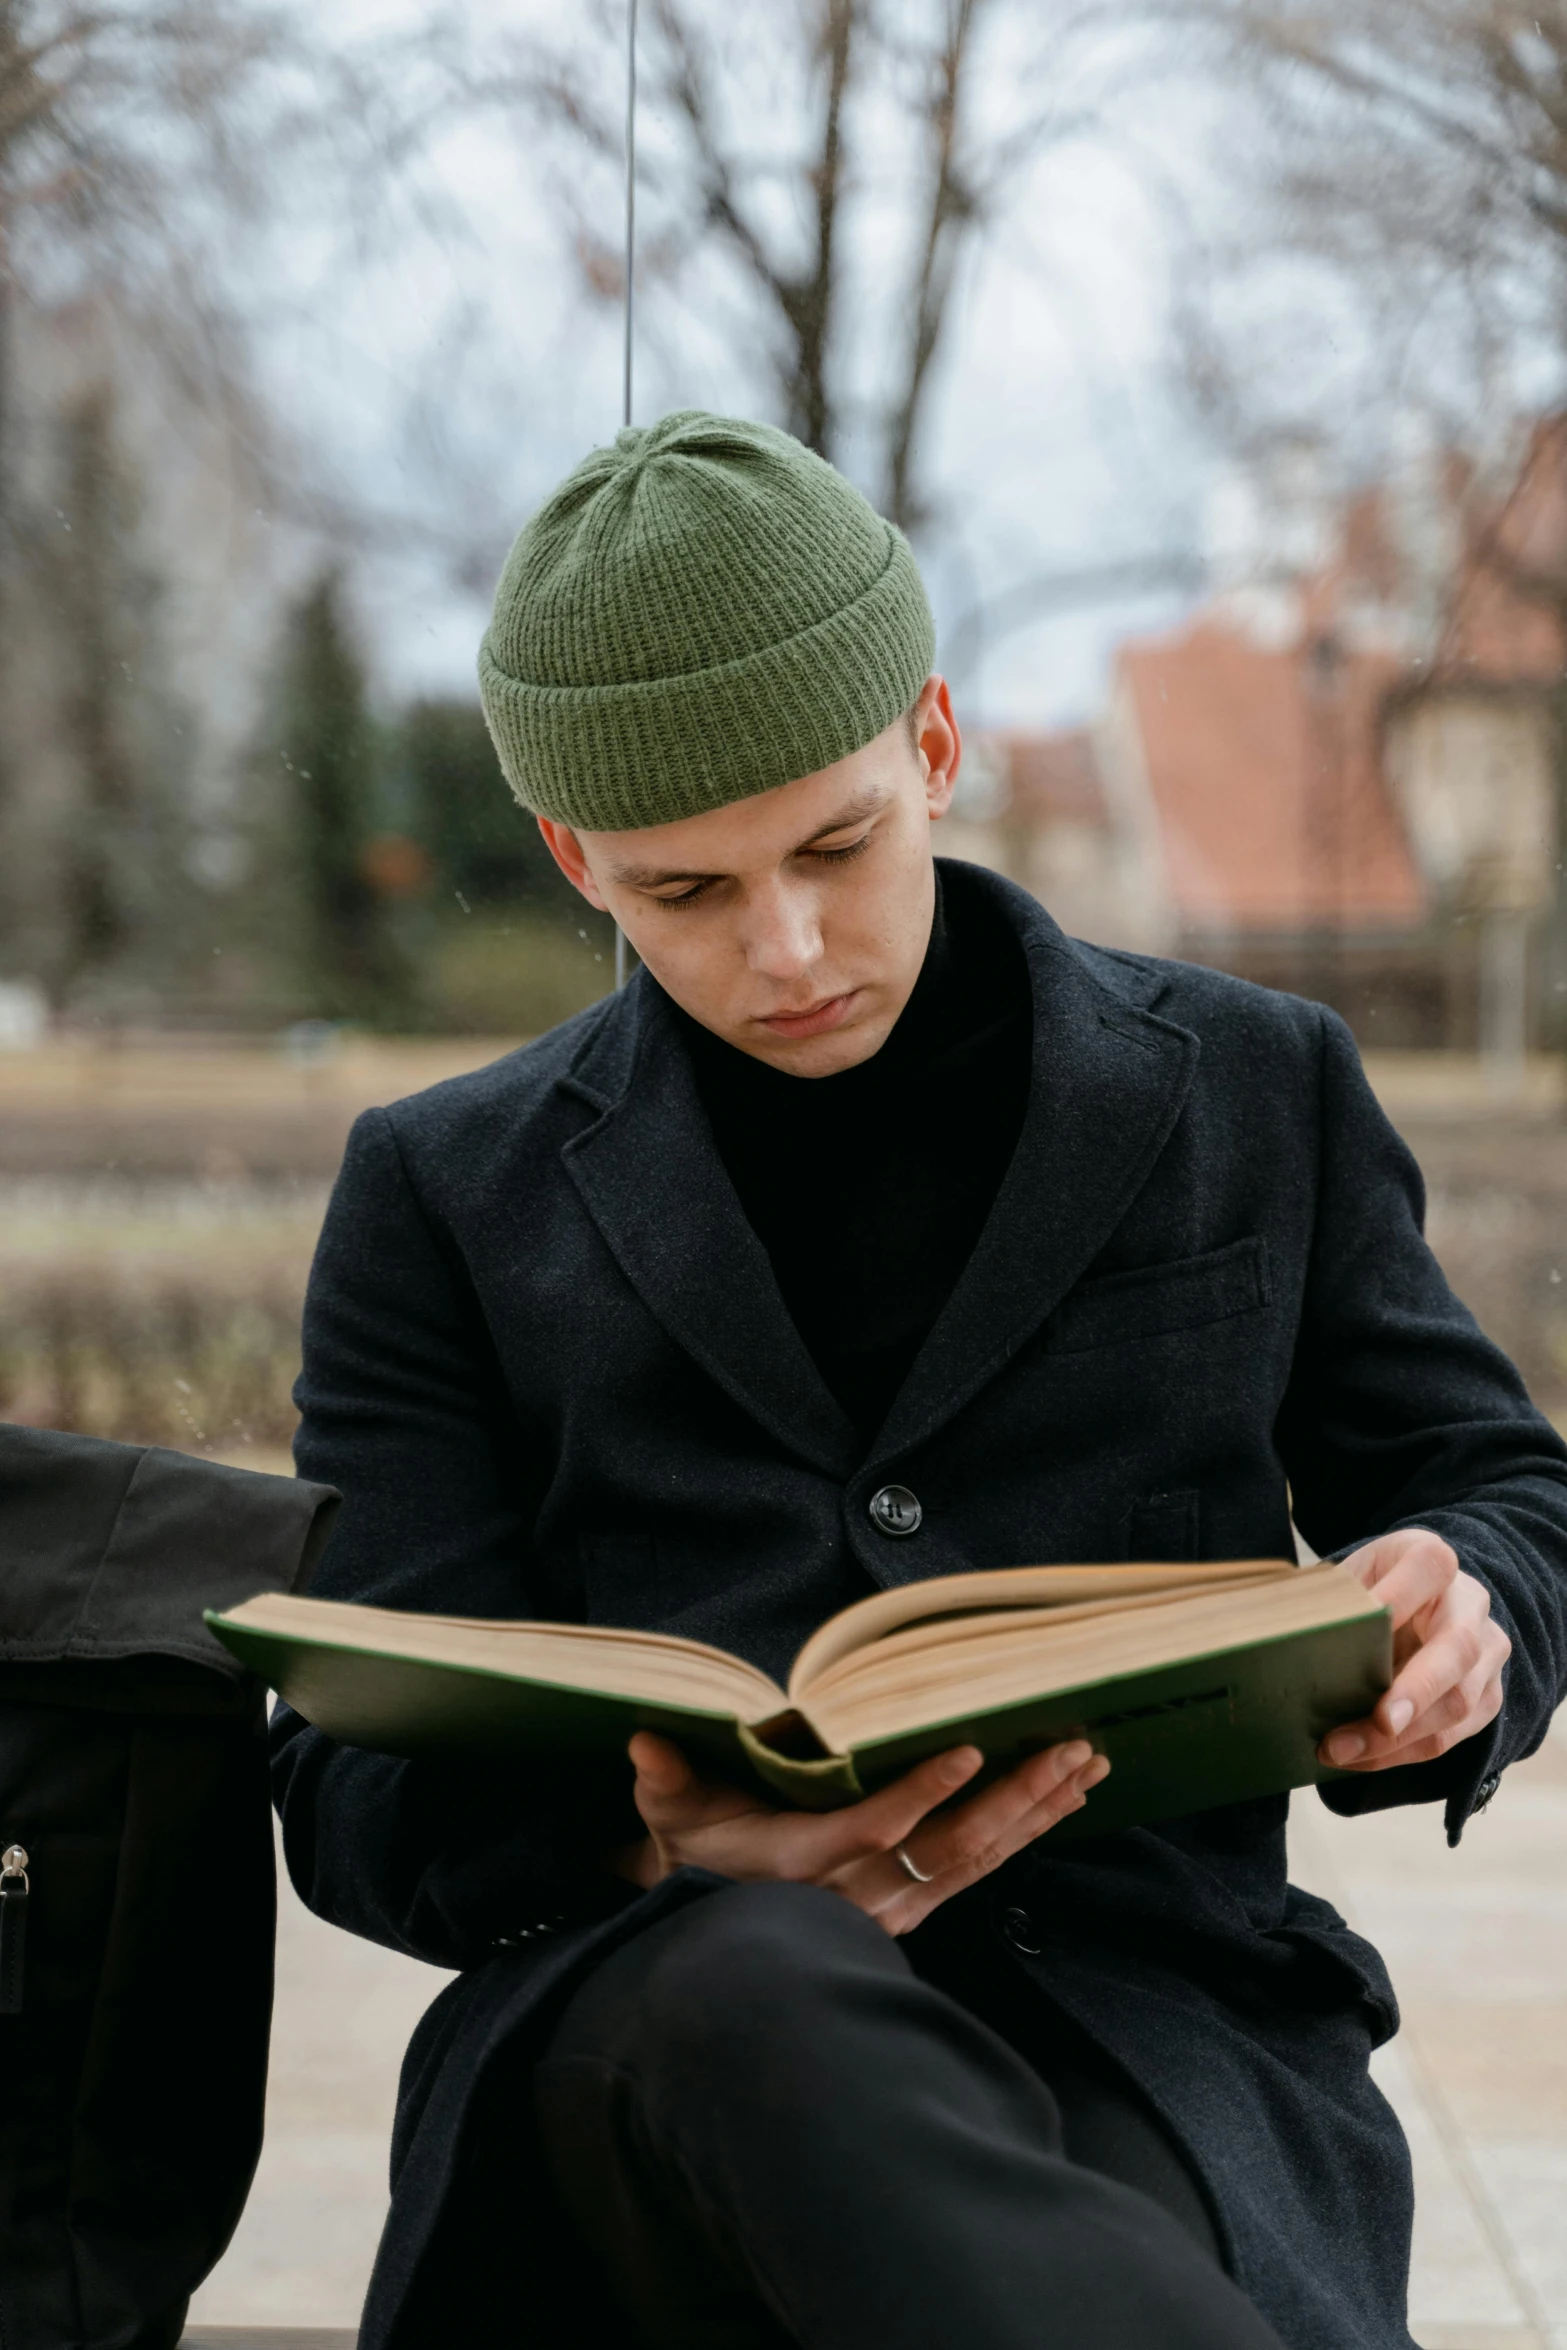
[271,862,1567,2350]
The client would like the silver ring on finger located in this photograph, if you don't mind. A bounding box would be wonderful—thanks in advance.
[894,1843,935,1884]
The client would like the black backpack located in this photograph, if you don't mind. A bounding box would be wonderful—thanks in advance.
[0,1424,338,2350]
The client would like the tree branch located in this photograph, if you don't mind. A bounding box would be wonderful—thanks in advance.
[884,0,983,531]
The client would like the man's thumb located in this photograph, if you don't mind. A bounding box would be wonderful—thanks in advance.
[628,1730,693,1801]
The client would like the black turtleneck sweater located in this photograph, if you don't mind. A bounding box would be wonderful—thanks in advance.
[675,869,1033,1446]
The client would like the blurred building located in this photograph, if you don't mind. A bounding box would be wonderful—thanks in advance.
[959,417,1567,1054]
[942,727,1170,953]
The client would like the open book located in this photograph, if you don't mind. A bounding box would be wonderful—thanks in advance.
[210,1557,1389,1835]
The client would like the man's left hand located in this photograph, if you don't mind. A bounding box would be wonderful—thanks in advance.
[1319,1526,1509,1773]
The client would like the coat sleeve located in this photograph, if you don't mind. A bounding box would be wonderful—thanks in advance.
[270,1106,642,1967]
[1275,1008,1567,1841]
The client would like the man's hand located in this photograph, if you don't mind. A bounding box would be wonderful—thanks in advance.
[615,1733,1110,1935]
[1319,1526,1509,1773]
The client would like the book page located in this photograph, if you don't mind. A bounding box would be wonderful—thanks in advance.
[800,1578,1295,1700]
[787,1559,1292,1700]
[218,1591,787,1720]
[797,1563,1382,1752]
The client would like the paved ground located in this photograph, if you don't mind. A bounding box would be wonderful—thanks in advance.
[1291,1721,1567,2350]
[187,1717,1567,2346]
[184,1846,454,2331]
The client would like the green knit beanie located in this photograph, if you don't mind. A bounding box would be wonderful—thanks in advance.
[478,409,935,830]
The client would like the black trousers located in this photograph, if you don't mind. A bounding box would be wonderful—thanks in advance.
[533,1881,1287,2349]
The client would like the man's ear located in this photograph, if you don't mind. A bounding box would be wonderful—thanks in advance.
[537,817,611,914]
[915,675,961,822]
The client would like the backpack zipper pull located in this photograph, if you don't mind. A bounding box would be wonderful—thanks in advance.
[0,1845,29,2016]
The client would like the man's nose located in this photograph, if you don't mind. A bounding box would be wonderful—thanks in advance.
[741,883,823,980]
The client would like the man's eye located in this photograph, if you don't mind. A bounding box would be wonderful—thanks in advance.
[811,834,873,866]
[652,881,712,908]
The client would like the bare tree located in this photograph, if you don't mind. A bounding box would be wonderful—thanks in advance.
[1139,2,1567,684]
[0,5,296,512]
[0,374,206,1010]
[496,0,1129,534]
[1175,3,1567,442]
[1196,11,1567,600]
[51,382,139,998]
[1206,0,1567,253]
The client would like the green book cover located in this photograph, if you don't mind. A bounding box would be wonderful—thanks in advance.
[208,1561,1390,1836]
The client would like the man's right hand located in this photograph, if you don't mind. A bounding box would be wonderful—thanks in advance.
[613,1732,1110,1936]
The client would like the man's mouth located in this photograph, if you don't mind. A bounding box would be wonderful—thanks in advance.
[756,991,860,1040]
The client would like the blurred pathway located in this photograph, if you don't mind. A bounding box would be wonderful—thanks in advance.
[1290,1717,1567,2350]
[188,1729,1567,2344]
[184,1830,453,2329]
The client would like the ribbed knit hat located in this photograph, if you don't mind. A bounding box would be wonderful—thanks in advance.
[478,410,935,830]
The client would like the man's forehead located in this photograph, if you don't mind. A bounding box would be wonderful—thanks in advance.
[597,781,897,887]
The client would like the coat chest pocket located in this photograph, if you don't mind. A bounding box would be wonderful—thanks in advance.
[1045,1235,1271,1355]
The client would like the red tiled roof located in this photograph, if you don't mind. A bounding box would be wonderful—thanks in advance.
[1007,415,1567,940]
[1118,621,1427,934]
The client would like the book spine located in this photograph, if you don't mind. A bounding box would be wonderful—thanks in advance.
[736,1723,864,1810]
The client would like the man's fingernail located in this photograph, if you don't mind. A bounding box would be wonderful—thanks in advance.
[1386,1698,1415,1737]
[1327,1731,1366,1765]
[1055,1740,1092,1774]
[941,1747,982,1784]
[1080,1755,1111,1786]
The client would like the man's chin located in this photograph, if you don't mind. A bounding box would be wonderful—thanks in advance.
[736,1012,894,1079]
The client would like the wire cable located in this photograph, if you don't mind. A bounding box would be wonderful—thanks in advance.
[614,0,638,993]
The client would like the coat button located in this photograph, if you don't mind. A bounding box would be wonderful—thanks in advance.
[1475,1771,1502,1812]
[1001,1906,1042,1955]
[869,1484,922,1536]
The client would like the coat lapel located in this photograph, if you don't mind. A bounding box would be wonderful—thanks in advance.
[866,887,1200,1465]
[559,977,860,1479]
[557,878,1197,1481]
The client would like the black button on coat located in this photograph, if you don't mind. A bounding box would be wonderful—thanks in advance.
[271,865,1567,2350]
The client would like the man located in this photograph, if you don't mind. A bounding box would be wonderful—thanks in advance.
[272,410,1566,2350]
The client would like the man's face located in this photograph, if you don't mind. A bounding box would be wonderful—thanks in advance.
[538,675,961,1076]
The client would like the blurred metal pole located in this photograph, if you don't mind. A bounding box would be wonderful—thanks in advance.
[614,0,638,994]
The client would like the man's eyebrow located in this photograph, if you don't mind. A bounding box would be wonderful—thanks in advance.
[605,855,722,888]
[606,788,892,890]
[794,787,891,849]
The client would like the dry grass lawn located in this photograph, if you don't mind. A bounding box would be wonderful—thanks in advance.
[3,1039,1566,1453]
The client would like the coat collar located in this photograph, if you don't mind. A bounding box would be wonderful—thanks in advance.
[557,865,1199,1476]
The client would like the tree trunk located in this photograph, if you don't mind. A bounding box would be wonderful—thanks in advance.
[54,386,135,1005]
[782,0,856,457]
[884,0,980,531]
